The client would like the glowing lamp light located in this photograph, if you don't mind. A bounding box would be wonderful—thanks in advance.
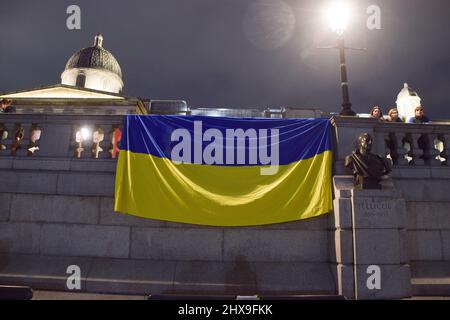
[326,2,351,36]
[80,127,91,141]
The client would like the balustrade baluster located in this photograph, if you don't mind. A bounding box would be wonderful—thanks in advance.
[11,123,24,156]
[384,131,398,165]
[410,133,425,166]
[443,134,450,165]
[27,123,42,156]
[109,125,122,159]
[91,126,105,159]
[394,132,409,165]
[430,134,443,166]
[73,126,85,159]
[0,124,8,151]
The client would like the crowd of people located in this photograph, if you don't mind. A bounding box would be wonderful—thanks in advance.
[368,104,441,165]
[369,105,431,124]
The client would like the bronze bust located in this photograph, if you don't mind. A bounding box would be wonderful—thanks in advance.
[345,133,391,189]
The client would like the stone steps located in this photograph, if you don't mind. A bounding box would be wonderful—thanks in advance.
[412,279,450,296]
[32,290,145,300]
[0,254,337,296]
[411,261,450,296]
[30,290,345,300]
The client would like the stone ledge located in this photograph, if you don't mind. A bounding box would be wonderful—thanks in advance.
[1,157,116,173]
[13,158,71,171]
[32,290,145,300]
[86,258,175,294]
[412,283,450,297]
[0,254,337,296]
[253,262,336,295]
[173,261,257,295]
[335,163,450,180]
[411,261,450,278]
[410,261,450,296]
[0,254,93,291]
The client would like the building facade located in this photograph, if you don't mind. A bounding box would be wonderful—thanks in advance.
[1,35,450,299]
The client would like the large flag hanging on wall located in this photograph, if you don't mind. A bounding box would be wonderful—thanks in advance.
[114,115,333,226]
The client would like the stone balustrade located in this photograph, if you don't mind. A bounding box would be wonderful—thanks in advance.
[2,114,449,166]
[332,117,450,170]
[0,114,124,160]
[377,122,449,166]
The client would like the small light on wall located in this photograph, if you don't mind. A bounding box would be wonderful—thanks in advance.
[80,127,91,141]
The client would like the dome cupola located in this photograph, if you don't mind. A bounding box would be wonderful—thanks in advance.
[396,83,421,122]
[61,34,124,94]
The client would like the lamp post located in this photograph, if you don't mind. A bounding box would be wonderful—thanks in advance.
[327,2,357,116]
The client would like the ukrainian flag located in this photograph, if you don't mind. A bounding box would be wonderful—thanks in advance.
[115,116,333,226]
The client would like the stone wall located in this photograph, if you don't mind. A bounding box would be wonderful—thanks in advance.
[0,156,337,295]
[394,177,450,262]
[1,114,450,298]
[393,175,450,296]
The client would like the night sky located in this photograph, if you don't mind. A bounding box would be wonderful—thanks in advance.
[1,0,449,118]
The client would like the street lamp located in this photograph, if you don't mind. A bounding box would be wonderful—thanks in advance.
[327,2,350,36]
[326,2,357,116]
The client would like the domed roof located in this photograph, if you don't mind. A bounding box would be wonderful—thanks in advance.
[64,34,122,78]
[397,83,419,101]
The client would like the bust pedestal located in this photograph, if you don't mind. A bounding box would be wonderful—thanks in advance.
[332,176,411,299]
